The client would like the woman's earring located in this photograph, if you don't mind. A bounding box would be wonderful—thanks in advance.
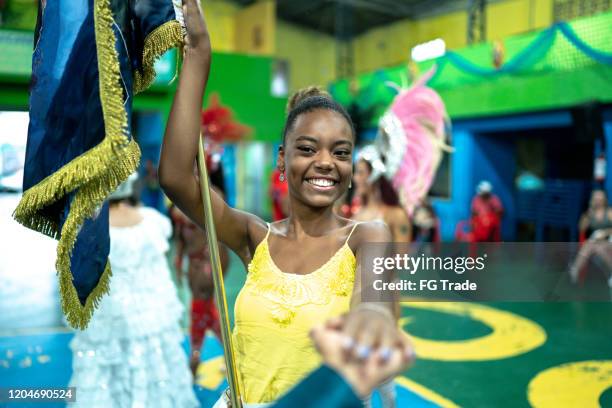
[279,172,285,182]
[349,180,352,189]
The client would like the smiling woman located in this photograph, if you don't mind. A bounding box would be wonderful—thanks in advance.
[157,2,408,406]
[276,87,354,211]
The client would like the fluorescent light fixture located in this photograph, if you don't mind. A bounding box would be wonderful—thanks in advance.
[411,38,446,62]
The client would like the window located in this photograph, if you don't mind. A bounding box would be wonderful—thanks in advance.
[411,39,446,63]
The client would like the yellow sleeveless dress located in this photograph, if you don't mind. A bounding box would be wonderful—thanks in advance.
[232,223,358,403]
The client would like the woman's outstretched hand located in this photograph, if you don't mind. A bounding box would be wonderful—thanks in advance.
[182,0,210,55]
[342,303,408,365]
[310,311,414,398]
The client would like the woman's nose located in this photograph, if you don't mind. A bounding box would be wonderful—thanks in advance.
[314,151,333,169]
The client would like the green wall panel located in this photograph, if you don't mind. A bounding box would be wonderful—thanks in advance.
[330,12,612,121]
[0,29,287,142]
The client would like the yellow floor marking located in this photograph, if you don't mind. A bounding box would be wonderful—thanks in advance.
[196,356,226,390]
[396,376,461,408]
[527,360,612,408]
[401,301,546,361]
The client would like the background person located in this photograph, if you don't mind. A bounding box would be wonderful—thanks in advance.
[68,174,197,407]
[569,189,612,285]
[470,180,504,242]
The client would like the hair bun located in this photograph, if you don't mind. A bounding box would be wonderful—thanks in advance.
[286,86,331,113]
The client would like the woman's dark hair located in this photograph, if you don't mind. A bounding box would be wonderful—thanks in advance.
[360,159,400,207]
[378,177,400,207]
[108,179,142,207]
[282,86,355,145]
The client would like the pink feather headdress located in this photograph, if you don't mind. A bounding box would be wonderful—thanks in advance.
[374,67,453,215]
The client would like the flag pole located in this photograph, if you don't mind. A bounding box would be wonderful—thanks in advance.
[196,135,242,408]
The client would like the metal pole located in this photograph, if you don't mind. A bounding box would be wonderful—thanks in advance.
[196,135,242,408]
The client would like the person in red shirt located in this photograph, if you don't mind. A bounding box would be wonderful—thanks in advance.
[470,180,504,242]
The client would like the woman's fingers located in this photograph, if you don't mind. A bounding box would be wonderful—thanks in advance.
[395,330,416,365]
[324,315,345,331]
[343,306,400,363]
[181,0,209,51]
[376,324,397,365]
[343,310,388,361]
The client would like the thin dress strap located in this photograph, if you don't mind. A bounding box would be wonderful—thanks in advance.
[265,222,272,241]
[345,222,361,245]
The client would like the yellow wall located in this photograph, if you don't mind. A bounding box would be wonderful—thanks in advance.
[234,0,276,55]
[352,0,554,74]
[354,20,414,73]
[413,11,468,50]
[353,10,468,73]
[202,0,238,52]
[487,0,553,40]
[275,21,337,92]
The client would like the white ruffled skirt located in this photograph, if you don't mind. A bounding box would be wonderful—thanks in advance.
[68,209,198,408]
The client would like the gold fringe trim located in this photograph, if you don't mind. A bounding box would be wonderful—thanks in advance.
[57,140,140,329]
[133,20,183,94]
[13,0,141,329]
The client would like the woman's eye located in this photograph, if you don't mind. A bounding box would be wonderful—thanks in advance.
[297,146,315,154]
[335,150,351,157]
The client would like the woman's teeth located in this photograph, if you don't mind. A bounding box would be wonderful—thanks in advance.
[307,178,336,187]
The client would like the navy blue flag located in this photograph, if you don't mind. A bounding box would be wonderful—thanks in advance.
[13,0,184,329]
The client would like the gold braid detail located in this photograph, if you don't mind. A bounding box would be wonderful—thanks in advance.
[13,0,141,329]
[134,20,183,94]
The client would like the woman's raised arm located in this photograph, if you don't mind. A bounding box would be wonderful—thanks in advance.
[159,0,253,258]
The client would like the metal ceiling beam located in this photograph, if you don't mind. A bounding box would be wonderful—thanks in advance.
[467,0,486,44]
[354,0,417,16]
[407,0,464,18]
[335,0,355,77]
[334,0,414,18]
[278,0,328,19]
[410,0,507,19]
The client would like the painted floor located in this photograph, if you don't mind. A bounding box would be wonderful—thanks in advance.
[1,198,611,407]
[2,301,611,407]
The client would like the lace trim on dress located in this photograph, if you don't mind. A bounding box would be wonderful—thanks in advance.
[245,239,356,325]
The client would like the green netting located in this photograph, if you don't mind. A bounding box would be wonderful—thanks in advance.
[546,12,612,71]
[330,11,612,121]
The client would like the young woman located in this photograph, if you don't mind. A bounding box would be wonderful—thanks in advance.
[570,189,612,285]
[160,1,403,405]
[579,189,612,241]
[352,149,412,244]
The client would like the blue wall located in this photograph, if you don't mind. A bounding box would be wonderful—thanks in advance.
[472,135,517,239]
[432,111,573,241]
[603,108,612,199]
[431,129,475,241]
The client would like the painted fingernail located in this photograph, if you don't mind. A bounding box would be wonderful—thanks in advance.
[342,336,355,350]
[356,344,371,359]
[379,347,392,361]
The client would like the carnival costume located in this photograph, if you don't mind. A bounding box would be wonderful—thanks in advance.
[174,213,223,356]
[369,67,452,216]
